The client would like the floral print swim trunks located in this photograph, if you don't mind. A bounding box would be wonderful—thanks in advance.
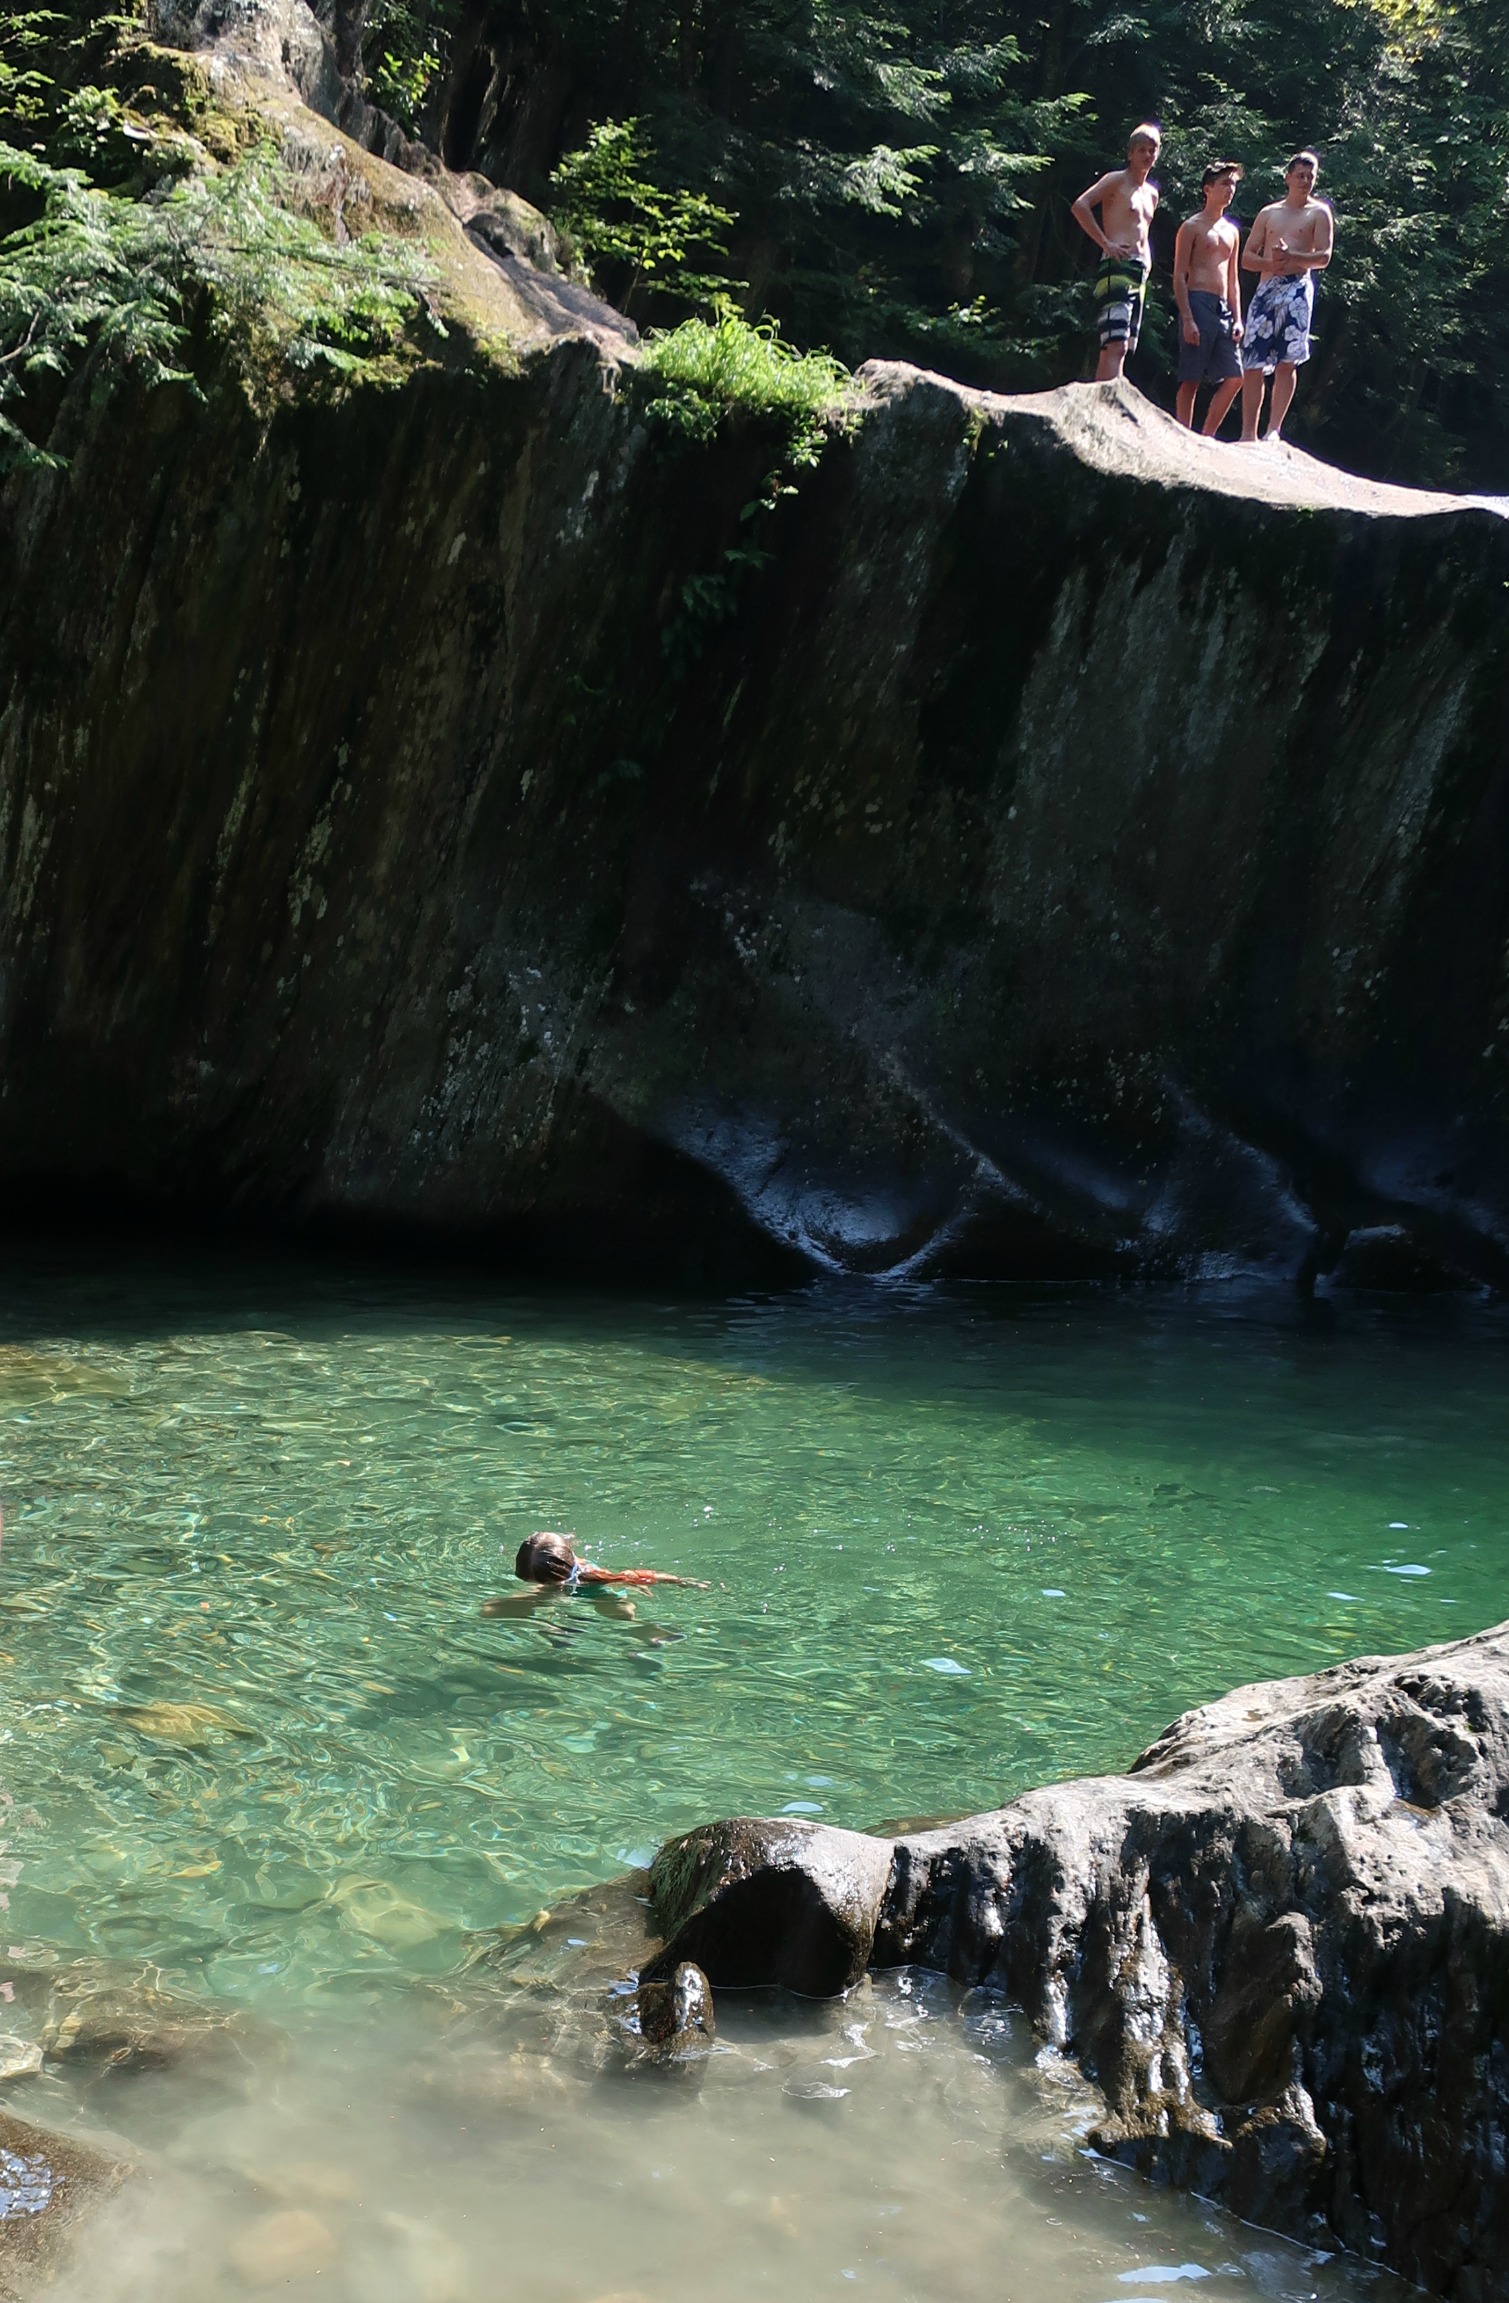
[1240,272,1315,373]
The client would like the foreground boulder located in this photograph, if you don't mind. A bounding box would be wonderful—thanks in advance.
[646,1818,892,1994]
[650,1621,1509,2299]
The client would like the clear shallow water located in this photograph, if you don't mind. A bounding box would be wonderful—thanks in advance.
[0,1241,1505,2298]
[44,1974,1413,2303]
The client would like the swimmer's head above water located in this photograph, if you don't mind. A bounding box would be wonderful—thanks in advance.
[514,1531,579,1584]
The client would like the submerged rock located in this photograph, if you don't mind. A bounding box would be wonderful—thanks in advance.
[342,2210,470,2303]
[41,1972,271,2088]
[608,1961,716,2070]
[0,2109,130,2300]
[0,2045,41,2087]
[651,1621,1509,2299]
[115,1700,254,1748]
[228,2206,339,2287]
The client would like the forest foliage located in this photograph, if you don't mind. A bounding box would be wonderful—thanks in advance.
[0,3,436,464]
[374,0,1508,488]
[1,0,1504,487]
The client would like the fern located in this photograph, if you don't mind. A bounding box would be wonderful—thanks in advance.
[550,118,738,318]
[0,141,437,465]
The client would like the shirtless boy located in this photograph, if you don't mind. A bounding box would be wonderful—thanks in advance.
[1172,162,1245,435]
[1240,150,1334,442]
[1071,124,1161,382]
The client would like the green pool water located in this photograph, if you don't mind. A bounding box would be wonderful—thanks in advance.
[0,1242,1502,2303]
[1,1244,1505,2002]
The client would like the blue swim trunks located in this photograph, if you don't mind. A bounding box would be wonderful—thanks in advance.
[1241,272,1314,373]
[1177,289,1242,386]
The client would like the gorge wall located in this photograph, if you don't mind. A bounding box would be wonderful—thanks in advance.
[2,30,1508,1286]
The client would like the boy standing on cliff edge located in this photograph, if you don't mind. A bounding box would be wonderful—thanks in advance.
[1240,150,1334,442]
[1071,125,1162,382]
[1172,162,1245,434]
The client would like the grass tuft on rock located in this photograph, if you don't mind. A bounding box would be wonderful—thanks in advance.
[640,311,852,465]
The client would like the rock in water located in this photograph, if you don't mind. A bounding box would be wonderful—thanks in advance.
[650,1622,1509,2298]
[0,2110,129,2298]
[228,2207,339,2287]
[42,1972,272,2087]
[647,1819,894,1994]
[628,1961,716,2065]
[0,2042,41,2085]
[116,1701,253,1748]
[341,2210,468,2303]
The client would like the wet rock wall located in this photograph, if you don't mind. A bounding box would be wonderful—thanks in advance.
[2,274,1508,1282]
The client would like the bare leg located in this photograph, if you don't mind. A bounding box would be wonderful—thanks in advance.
[1095,341,1128,383]
[1240,369,1266,441]
[1265,361,1299,439]
[1175,380,1198,428]
[1202,376,1243,437]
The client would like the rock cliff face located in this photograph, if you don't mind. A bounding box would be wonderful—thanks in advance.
[2,6,1508,1283]
[647,1621,1509,2301]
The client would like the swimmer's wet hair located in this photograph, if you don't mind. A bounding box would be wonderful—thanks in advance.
[1201,159,1244,187]
[1286,148,1320,174]
[515,1531,577,1583]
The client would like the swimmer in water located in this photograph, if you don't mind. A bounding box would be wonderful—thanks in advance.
[481,1530,710,1618]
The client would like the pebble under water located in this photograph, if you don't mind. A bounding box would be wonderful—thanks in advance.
[3,1239,1505,2301]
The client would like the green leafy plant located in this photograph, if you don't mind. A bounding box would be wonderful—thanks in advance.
[362,0,460,133]
[549,118,738,317]
[640,311,852,463]
[0,7,148,171]
[0,11,63,134]
[640,313,855,672]
[0,141,437,465]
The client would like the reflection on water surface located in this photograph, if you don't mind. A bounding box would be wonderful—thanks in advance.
[1,1241,1502,2297]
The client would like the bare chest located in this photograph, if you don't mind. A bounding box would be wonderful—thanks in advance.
[1104,177,1158,234]
[1270,201,1323,249]
[1191,219,1237,264]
